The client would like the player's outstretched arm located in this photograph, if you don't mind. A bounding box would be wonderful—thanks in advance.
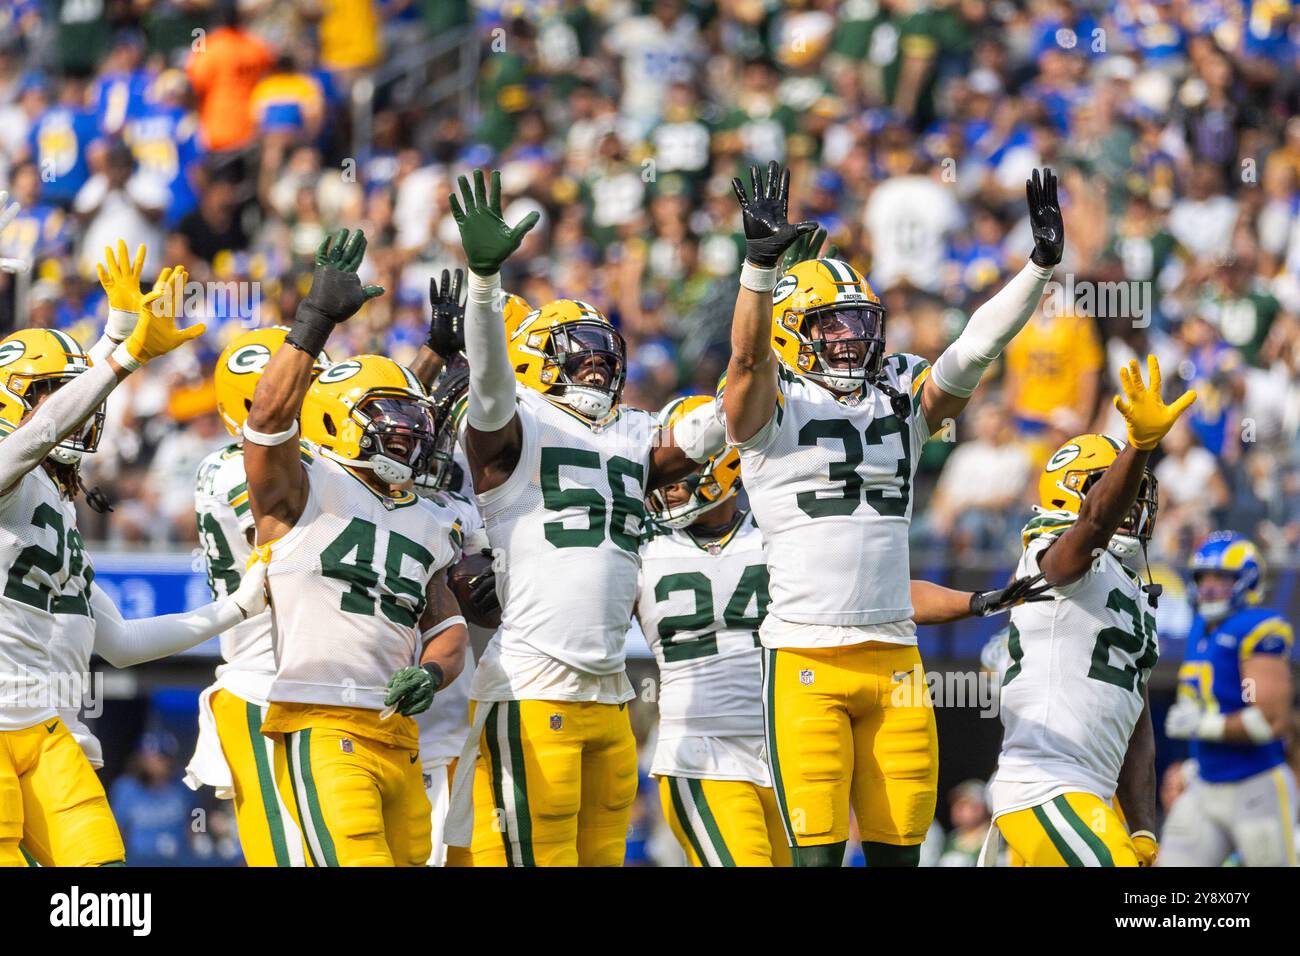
[245,230,382,542]
[89,556,268,668]
[724,160,816,445]
[1115,692,1159,865]
[910,574,1051,624]
[1039,355,1195,587]
[449,169,538,494]
[410,268,465,389]
[0,265,203,496]
[921,167,1063,427]
[1167,623,1293,745]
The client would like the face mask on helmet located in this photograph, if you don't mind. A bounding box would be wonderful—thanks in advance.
[548,322,626,419]
[802,306,885,393]
[23,374,105,466]
[648,472,728,529]
[354,395,437,486]
[1079,469,1158,557]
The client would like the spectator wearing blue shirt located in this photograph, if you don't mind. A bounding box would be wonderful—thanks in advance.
[109,732,197,867]
[26,76,100,208]
[0,161,71,264]
[123,69,203,228]
[90,31,155,137]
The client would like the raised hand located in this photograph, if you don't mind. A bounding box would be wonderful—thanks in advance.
[121,266,205,365]
[1113,354,1196,450]
[1027,167,1064,268]
[285,229,384,356]
[969,572,1052,617]
[97,240,148,313]
[449,169,539,276]
[427,268,466,360]
[731,160,817,269]
[780,224,840,273]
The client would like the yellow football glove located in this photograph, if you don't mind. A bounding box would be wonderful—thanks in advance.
[1113,354,1196,450]
[1131,830,1159,867]
[96,240,148,313]
[120,266,206,366]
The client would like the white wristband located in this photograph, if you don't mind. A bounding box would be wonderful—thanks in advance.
[110,342,142,373]
[1197,710,1228,741]
[422,615,466,645]
[1239,706,1274,744]
[106,307,137,342]
[241,420,299,447]
[466,270,502,304]
[740,261,779,293]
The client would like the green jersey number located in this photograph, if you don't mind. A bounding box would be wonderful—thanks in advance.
[795,414,911,520]
[1088,588,1159,694]
[4,502,91,616]
[197,511,241,598]
[653,564,770,663]
[320,517,435,627]
[540,447,645,553]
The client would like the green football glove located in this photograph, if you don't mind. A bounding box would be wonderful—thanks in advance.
[449,169,540,276]
[383,663,444,717]
[780,225,839,273]
[285,229,385,356]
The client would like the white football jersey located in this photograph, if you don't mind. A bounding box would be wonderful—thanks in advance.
[474,388,657,689]
[637,511,767,739]
[47,610,98,765]
[0,462,95,731]
[194,443,275,705]
[266,450,462,711]
[729,355,931,646]
[989,518,1159,817]
[414,483,483,765]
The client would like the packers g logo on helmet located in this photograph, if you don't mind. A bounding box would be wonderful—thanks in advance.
[301,354,437,486]
[647,395,742,530]
[215,326,330,437]
[0,328,102,465]
[1037,433,1158,557]
[508,299,627,420]
[771,258,886,394]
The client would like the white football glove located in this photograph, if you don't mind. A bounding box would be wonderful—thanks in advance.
[228,557,269,620]
[1164,699,1226,741]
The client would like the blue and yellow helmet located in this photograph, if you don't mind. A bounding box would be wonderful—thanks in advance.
[1188,531,1265,620]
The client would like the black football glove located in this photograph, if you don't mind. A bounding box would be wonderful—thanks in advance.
[1026,168,1064,268]
[732,160,817,268]
[465,549,500,621]
[285,229,384,356]
[426,268,466,360]
[969,572,1052,617]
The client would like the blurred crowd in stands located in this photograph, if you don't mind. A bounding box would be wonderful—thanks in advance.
[0,0,1298,570]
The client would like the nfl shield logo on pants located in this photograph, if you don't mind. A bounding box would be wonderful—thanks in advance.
[549,713,563,731]
[799,669,814,686]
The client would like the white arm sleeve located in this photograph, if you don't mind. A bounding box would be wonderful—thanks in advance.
[463,271,518,432]
[90,583,243,668]
[672,397,728,463]
[0,359,119,493]
[86,332,117,366]
[931,260,1054,398]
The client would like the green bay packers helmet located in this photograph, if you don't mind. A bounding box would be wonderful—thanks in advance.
[301,355,437,485]
[508,299,626,419]
[0,328,102,464]
[1037,433,1158,557]
[215,326,331,437]
[771,257,886,394]
[502,292,533,338]
[647,395,742,529]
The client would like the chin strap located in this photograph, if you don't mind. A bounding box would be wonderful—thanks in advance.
[872,374,912,419]
[1139,538,1162,609]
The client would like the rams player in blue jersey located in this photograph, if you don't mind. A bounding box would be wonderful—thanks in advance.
[1160,533,1296,866]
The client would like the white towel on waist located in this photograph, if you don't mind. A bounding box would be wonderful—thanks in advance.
[184,684,235,799]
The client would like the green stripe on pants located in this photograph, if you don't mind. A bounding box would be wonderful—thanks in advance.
[244,701,290,866]
[763,649,795,843]
[295,729,339,867]
[1052,796,1114,867]
[687,778,736,867]
[1031,803,1083,867]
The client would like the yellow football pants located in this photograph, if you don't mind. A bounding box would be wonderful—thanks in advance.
[659,775,791,867]
[0,717,124,867]
[210,689,309,867]
[997,792,1140,867]
[271,724,431,867]
[445,749,508,867]
[467,699,638,867]
[763,643,938,848]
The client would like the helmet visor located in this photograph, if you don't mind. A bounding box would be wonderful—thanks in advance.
[357,395,438,477]
[551,322,626,394]
[804,305,886,378]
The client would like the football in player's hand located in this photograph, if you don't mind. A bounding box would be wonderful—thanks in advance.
[448,549,501,629]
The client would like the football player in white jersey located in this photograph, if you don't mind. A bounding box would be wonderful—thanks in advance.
[0,237,204,866]
[721,161,1065,866]
[642,401,1052,867]
[183,325,329,867]
[440,170,726,867]
[243,230,470,867]
[987,357,1195,867]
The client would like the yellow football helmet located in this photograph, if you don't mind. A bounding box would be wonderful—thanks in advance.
[214,326,331,437]
[1038,433,1158,556]
[772,258,886,393]
[647,395,742,529]
[508,298,626,419]
[502,292,533,338]
[300,355,437,485]
[0,328,102,464]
